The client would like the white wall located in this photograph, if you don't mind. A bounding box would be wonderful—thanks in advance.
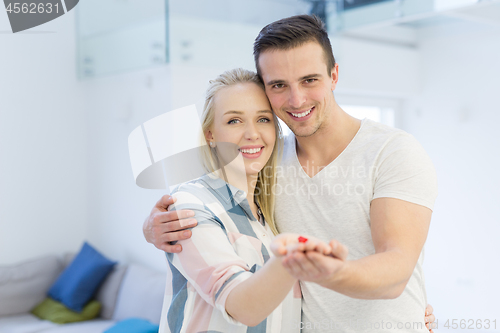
[402,20,500,324]
[82,66,176,271]
[334,36,420,98]
[0,11,87,264]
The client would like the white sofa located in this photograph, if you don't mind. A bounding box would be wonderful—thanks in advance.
[0,254,166,333]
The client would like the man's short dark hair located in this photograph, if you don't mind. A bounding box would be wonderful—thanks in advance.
[253,15,336,79]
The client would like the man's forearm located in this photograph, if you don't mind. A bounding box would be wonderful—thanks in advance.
[321,250,415,299]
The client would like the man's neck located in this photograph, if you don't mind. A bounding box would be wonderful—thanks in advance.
[295,104,362,178]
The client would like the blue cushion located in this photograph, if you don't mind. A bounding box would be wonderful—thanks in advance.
[104,318,159,333]
[48,242,116,312]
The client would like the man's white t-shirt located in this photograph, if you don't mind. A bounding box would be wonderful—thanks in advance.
[275,119,438,332]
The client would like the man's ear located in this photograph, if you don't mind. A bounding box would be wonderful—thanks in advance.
[330,63,339,91]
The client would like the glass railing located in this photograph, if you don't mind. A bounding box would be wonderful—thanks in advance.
[76,0,168,79]
[76,0,315,78]
[167,0,310,70]
[75,0,486,79]
[330,0,436,33]
[329,0,486,33]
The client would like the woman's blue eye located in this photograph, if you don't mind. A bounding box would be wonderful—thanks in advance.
[258,118,270,123]
[228,119,239,124]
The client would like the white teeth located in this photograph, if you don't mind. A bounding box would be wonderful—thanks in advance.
[240,147,262,154]
[290,108,312,118]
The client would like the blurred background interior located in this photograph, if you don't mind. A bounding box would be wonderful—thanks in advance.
[1,0,499,329]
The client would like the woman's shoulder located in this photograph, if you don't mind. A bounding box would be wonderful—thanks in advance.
[170,176,211,200]
[170,174,228,209]
[171,176,206,193]
[169,176,229,227]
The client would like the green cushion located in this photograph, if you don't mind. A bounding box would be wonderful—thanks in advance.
[31,297,101,324]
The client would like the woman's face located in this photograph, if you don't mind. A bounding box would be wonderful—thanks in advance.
[207,82,276,177]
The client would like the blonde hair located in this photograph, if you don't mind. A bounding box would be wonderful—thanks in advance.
[199,68,283,235]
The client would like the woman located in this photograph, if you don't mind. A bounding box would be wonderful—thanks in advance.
[159,68,436,333]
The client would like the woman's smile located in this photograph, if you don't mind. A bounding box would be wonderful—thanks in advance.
[239,145,265,159]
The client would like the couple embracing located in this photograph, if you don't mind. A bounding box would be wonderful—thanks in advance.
[143,15,438,333]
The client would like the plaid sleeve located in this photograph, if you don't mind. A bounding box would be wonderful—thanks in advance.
[167,186,253,325]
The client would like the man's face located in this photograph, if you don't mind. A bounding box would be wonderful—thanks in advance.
[258,41,338,138]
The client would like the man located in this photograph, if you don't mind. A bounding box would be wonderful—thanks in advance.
[145,15,437,332]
